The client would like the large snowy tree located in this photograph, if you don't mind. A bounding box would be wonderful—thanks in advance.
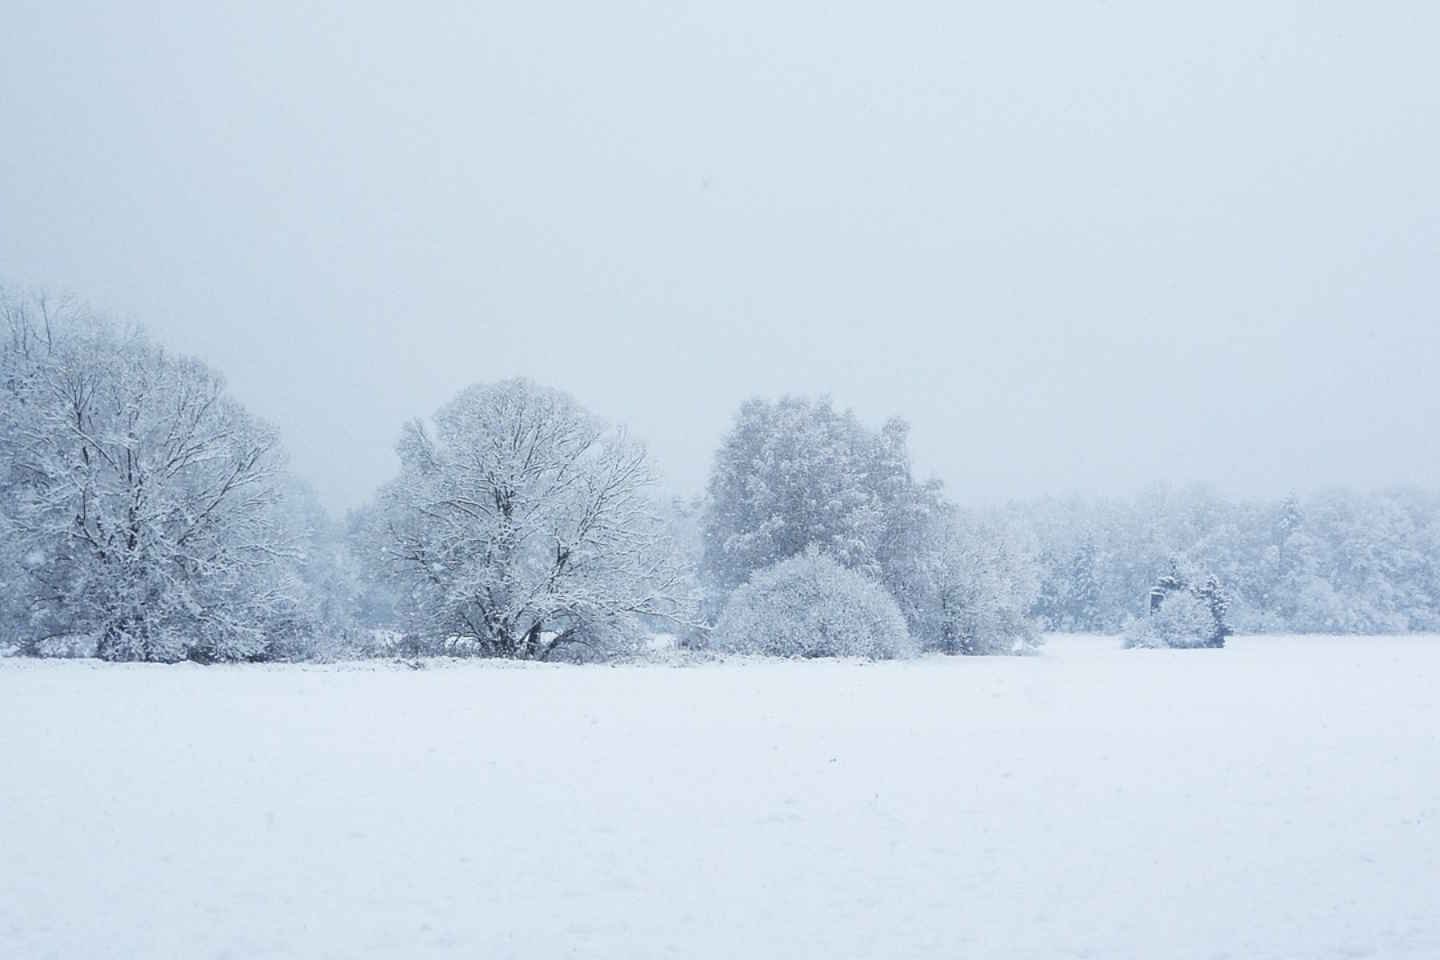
[700,395,1042,653]
[0,290,310,661]
[701,398,944,622]
[374,379,694,660]
[702,397,888,597]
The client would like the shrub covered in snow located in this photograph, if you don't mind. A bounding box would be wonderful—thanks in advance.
[1123,591,1223,649]
[711,549,916,660]
[1123,564,1232,650]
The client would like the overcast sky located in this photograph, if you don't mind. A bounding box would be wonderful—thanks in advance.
[3,1,1437,511]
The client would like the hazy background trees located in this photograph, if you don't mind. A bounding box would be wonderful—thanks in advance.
[1010,486,1440,633]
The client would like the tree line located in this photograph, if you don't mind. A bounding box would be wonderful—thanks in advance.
[2,289,1436,662]
[1014,486,1440,634]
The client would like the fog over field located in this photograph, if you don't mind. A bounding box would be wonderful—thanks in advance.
[3,2,1439,510]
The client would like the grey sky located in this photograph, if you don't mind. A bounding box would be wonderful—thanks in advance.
[3,1,1437,512]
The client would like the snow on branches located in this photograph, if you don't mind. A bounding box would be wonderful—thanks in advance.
[0,291,312,660]
[375,379,696,660]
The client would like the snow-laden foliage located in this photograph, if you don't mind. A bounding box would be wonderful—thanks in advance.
[1122,564,1232,649]
[374,379,696,660]
[928,513,1043,655]
[0,290,321,661]
[1123,592,1221,649]
[711,549,916,660]
[700,396,1033,653]
[0,487,25,653]
[701,398,941,608]
[655,495,708,646]
[257,477,363,661]
[341,501,408,633]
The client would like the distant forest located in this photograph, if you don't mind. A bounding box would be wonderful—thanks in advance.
[1006,486,1440,634]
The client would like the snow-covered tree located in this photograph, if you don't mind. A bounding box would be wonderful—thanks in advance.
[656,494,708,646]
[700,395,1044,653]
[341,500,407,632]
[701,397,947,630]
[1192,576,1233,647]
[711,548,916,659]
[374,379,695,660]
[0,478,25,653]
[702,397,889,601]
[0,289,311,661]
[1032,537,1103,631]
[258,477,360,661]
[929,512,1043,655]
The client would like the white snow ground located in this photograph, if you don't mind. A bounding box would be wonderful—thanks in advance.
[2,634,1438,959]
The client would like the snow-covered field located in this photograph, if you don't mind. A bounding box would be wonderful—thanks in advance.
[3,634,1438,959]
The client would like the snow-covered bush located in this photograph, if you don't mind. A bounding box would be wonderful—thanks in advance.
[1124,565,1232,650]
[1123,591,1221,649]
[711,549,916,660]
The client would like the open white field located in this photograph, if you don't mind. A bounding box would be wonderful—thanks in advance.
[2,634,1438,959]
